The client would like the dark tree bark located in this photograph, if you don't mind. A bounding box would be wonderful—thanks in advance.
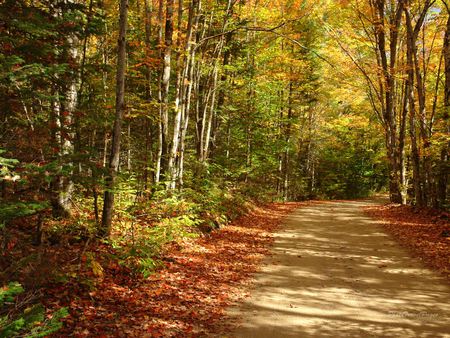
[100,0,128,237]
[371,0,405,203]
[439,1,450,207]
[405,6,423,206]
[404,0,436,206]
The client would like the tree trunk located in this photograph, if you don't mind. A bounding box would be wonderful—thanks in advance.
[283,80,293,202]
[50,90,74,218]
[202,64,219,162]
[155,0,165,184]
[167,0,198,189]
[404,1,435,206]
[178,40,198,187]
[405,9,423,206]
[371,0,404,203]
[158,0,174,185]
[100,0,128,237]
[398,80,408,204]
[49,0,83,218]
[439,4,450,207]
[143,0,154,189]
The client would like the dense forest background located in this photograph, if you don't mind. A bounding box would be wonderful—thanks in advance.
[1,0,449,241]
[0,0,449,335]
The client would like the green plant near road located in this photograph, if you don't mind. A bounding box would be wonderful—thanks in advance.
[0,282,68,338]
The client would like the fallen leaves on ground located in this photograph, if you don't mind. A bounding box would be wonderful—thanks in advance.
[46,202,304,337]
[363,204,450,279]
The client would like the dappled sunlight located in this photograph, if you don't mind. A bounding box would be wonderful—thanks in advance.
[364,204,450,276]
[229,201,450,338]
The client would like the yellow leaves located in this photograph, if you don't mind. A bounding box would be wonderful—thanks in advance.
[86,252,104,278]
[23,306,33,314]
[91,260,104,278]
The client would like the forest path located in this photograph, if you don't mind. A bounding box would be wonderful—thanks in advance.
[227,200,450,338]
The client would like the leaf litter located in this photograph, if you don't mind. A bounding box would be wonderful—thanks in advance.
[45,202,304,337]
[363,204,450,279]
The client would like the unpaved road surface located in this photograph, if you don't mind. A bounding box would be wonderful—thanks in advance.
[228,200,450,338]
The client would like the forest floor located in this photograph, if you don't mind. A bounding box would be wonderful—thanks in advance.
[44,202,307,337]
[227,200,450,338]
[363,203,450,278]
[6,199,450,337]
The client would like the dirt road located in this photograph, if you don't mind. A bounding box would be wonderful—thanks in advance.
[228,200,450,338]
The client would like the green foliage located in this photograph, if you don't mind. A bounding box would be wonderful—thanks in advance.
[112,210,200,277]
[313,114,388,199]
[0,282,68,338]
[105,180,255,277]
[0,202,48,224]
[182,179,253,228]
[0,150,19,179]
[0,282,23,304]
[0,152,49,226]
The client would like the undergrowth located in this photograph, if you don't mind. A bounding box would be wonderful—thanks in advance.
[1,178,261,287]
[0,169,271,336]
[0,282,68,338]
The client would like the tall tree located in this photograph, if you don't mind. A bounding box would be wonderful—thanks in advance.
[155,0,174,185]
[440,0,450,207]
[50,0,84,218]
[100,0,129,237]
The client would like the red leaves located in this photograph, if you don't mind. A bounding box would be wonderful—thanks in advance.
[48,203,302,337]
[364,204,450,278]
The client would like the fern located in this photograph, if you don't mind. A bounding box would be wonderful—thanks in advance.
[0,282,68,338]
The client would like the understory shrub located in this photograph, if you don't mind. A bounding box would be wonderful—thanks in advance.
[0,282,68,337]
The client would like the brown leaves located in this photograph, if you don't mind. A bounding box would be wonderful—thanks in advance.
[47,203,303,337]
[364,204,450,279]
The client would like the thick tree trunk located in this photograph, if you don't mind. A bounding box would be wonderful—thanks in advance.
[439,6,450,207]
[50,90,74,218]
[49,0,83,218]
[100,0,128,237]
[405,9,423,206]
[371,0,404,204]
[404,1,435,206]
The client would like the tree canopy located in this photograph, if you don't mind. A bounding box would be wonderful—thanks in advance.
[0,0,448,237]
[1,0,449,335]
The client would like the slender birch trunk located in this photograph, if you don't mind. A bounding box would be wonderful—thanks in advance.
[155,0,164,184]
[168,0,198,189]
[159,0,174,186]
[178,13,199,186]
[50,0,82,218]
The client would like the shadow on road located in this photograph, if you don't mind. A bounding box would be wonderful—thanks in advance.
[227,200,450,338]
